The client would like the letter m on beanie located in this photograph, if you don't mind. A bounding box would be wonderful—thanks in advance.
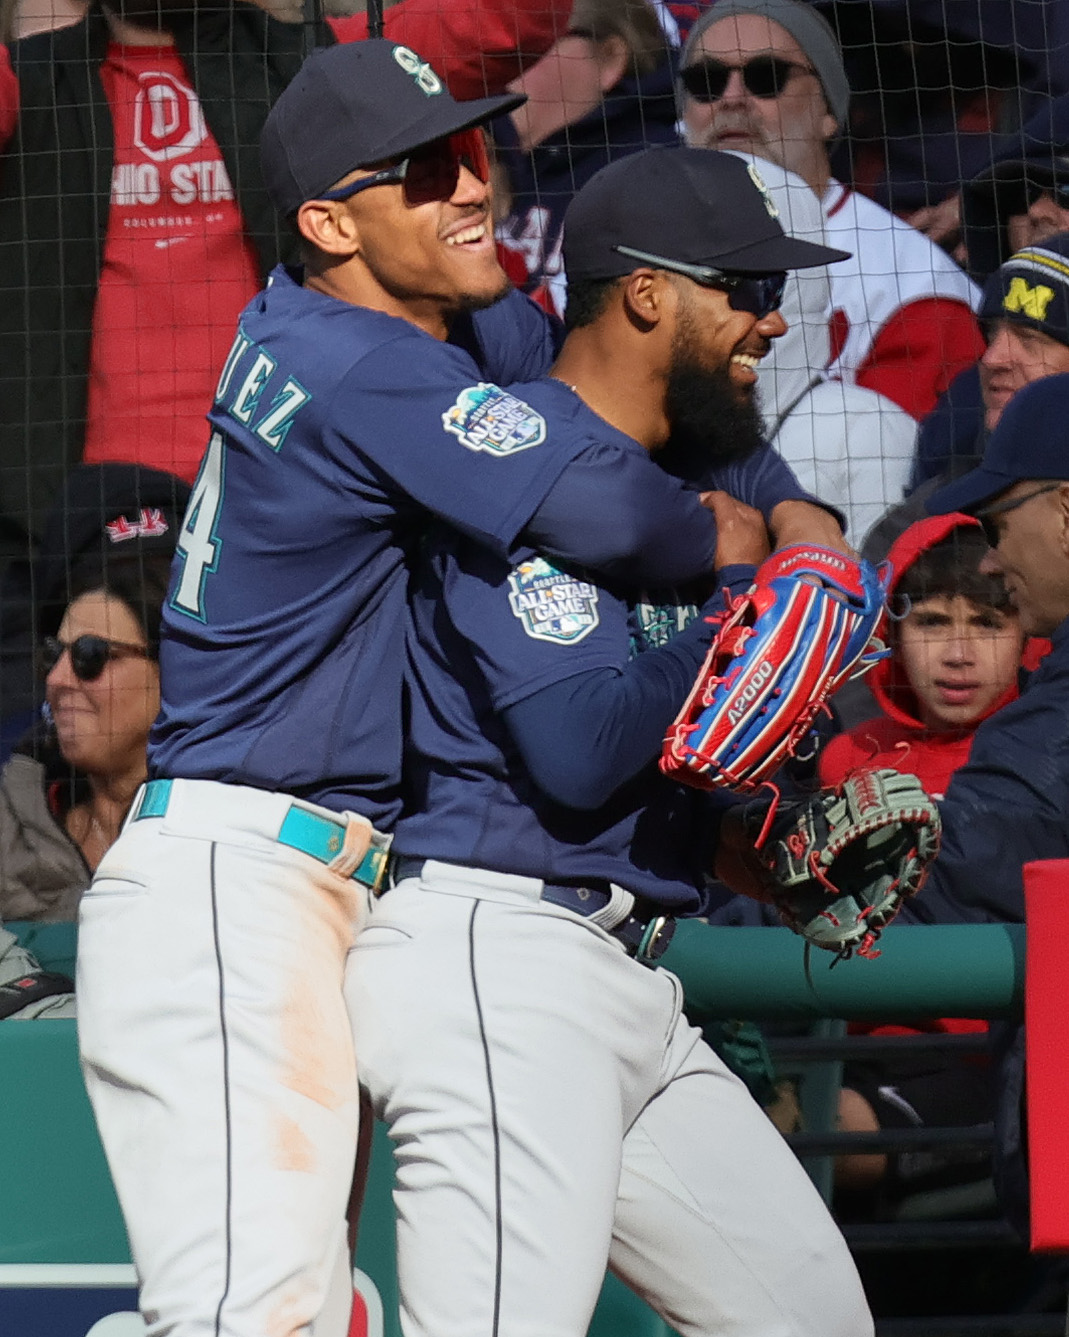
[1004,277,1056,321]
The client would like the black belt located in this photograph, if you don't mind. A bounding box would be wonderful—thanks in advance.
[391,858,676,963]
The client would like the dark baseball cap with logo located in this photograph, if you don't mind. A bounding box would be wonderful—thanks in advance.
[563,148,850,281]
[261,40,525,217]
[35,464,191,609]
[928,373,1069,515]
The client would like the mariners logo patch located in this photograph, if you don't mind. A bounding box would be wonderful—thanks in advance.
[508,558,599,644]
[631,595,700,655]
[392,44,442,95]
[747,162,779,219]
[442,384,546,456]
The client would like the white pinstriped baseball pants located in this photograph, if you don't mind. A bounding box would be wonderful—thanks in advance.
[347,860,873,1337]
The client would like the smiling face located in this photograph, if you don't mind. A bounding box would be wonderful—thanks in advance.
[298,131,510,337]
[677,273,788,399]
[980,319,1069,431]
[894,593,1023,731]
[46,591,160,781]
[978,481,1069,637]
[659,276,785,467]
[681,14,836,194]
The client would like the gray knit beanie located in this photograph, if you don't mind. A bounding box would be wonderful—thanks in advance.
[680,0,850,130]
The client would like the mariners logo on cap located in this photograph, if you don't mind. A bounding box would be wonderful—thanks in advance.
[508,558,600,644]
[442,384,547,455]
[393,45,442,96]
[747,162,779,220]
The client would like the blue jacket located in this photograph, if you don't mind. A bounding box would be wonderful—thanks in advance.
[903,615,1069,927]
[909,364,985,493]
[901,616,1069,1241]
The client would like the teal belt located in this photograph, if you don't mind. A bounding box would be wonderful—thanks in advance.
[132,779,391,891]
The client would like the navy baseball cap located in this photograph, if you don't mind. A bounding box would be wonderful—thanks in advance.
[562,149,850,280]
[928,374,1069,514]
[261,40,525,217]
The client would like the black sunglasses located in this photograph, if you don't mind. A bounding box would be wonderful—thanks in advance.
[680,55,815,103]
[317,130,491,208]
[41,634,153,683]
[613,245,787,317]
[974,483,1062,548]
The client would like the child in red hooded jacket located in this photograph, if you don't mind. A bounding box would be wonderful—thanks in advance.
[821,513,1026,798]
[820,515,1029,1203]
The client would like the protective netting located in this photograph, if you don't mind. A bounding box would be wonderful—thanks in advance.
[0,0,1065,731]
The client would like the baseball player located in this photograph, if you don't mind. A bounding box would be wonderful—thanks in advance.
[72,44,751,1337]
[347,150,873,1337]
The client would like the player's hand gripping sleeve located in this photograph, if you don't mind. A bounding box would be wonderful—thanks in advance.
[741,769,942,961]
[660,545,890,793]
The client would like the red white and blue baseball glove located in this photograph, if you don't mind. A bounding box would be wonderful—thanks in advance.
[661,545,890,794]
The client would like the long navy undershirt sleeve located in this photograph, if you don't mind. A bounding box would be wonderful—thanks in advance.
[504,576,755,810]
[525,441,718,585]
[704,444,845,528]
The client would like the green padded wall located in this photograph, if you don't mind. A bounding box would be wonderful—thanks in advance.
[0,1021,672,1335]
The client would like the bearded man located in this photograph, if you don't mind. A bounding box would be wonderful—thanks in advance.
[345,148,873,1337]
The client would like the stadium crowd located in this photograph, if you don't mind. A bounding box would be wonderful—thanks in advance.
[3,0,1069,1329]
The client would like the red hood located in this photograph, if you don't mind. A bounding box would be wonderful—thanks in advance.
[871,513,1021,731]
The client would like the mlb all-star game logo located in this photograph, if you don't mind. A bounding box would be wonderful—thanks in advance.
[442,383,546,455]
[508,558,599,644]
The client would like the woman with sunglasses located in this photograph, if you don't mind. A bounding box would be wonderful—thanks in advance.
[0,559,168,923]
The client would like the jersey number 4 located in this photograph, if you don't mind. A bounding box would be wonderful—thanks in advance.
[172,431,225,621]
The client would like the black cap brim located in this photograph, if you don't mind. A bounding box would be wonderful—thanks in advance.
[708,232,851,273]
[982,157,1062,188]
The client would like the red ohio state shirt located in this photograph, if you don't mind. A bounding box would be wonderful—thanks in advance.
[83,43,262,482]
[0,0,571,483]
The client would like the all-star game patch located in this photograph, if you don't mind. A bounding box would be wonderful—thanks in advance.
[442,383,547,455]
[508,558,599,644]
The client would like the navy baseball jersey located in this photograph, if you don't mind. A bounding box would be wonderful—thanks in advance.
[150,267,711,822]
[398,530,724,909]
[396,384,835,903]
[395,395,819,908]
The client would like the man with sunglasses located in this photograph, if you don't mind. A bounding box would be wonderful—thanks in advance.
[346,148,872,1337]
[678,0,983,421]
[74,42,843,1337]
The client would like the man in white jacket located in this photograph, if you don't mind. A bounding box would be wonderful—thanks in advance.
[680,0,983,421]
[729,154,917,544]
